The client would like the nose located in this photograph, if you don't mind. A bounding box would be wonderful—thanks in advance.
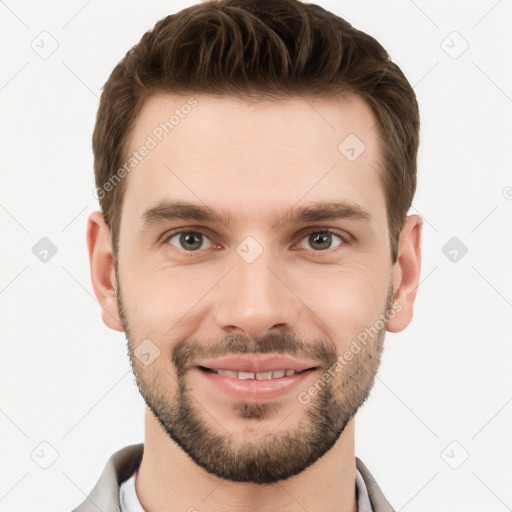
[214,244,300,340]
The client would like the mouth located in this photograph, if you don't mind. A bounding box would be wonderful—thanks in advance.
[195,354,319,374]
[198,366,311,380]
[193,355,320,402]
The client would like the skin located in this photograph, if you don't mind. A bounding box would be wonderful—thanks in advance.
[87,93,423,512]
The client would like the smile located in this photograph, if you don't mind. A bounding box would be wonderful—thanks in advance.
[199,367,303,380]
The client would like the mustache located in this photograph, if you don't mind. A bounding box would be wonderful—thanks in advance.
[172,331,338,377]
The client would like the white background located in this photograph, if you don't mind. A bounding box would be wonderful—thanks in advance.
[1,1,511,511]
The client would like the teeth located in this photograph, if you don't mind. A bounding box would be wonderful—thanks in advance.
[256,371,272,380]
[214,369,297,380]
[219,369,238,378]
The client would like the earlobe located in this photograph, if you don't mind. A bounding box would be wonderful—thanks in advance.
[387,214,423,333]
[86,211,124,332]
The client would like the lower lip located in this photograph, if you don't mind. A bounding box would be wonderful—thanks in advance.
[195,367,317,402]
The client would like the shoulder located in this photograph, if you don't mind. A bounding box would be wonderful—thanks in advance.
[355,457,396,512]
[71,443,144,512]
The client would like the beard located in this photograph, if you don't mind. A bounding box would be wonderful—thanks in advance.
[115,263,392,484]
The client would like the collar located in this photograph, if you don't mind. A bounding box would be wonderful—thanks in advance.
[72,443,396,512]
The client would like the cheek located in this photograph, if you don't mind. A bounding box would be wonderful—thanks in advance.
[119,263,216,338]
[302,262,389,340]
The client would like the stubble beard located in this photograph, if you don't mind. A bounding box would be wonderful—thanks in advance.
[115,262,391,484]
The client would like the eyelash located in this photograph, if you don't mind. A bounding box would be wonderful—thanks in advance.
[161,228,351,255]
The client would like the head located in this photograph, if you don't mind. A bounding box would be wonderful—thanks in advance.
[88,0,422,484]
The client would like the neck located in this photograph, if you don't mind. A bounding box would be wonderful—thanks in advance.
[135,408,357,512]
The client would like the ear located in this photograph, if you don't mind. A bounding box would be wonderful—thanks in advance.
[387,214,423,333]
[86,211,123,332]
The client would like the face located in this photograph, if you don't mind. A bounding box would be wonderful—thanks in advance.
[112,93,398,483]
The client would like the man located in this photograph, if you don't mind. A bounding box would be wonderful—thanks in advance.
[77,0,422,510]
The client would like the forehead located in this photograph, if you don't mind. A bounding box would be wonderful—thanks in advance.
[121,92,386,227]
[128,92,379,156]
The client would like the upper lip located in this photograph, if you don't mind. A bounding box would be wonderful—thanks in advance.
[196,355,319,373]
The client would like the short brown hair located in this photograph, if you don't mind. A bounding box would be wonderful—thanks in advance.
[93,0,419,264]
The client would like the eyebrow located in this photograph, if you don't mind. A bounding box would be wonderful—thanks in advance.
[139,199,371,231]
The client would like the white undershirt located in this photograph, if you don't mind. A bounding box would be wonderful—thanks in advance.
[119,467,374,512]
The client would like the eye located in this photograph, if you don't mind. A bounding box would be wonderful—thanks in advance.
[165,230,214,251]
[162,228,349,253]
[296,230,347,251]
